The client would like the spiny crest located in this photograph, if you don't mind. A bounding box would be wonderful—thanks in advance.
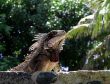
[32,33,47,41]
[29,33,47,52]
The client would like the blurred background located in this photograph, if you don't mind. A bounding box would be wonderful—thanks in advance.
[0,0,110,71]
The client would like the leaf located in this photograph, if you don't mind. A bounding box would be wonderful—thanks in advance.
[0,44,6,52]
[0,23,12,35]
[92,0,110,39]
[66,24,91,39]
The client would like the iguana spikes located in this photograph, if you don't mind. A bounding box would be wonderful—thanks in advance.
[9,30,66,73]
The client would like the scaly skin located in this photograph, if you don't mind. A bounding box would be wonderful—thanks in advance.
[9,30,66,73]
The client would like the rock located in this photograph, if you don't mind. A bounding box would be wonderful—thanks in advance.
[31,71,57,84]
[1,71,110,84]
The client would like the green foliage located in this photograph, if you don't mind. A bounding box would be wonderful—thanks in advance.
[92,0,110,39]
[0,44,6,52]
[67,0,110,70]
[0,56,20,71]
[0,0,91,71]
[48,0,91,31]
[67,24,91,39]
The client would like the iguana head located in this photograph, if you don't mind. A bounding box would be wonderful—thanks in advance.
[30,30,66,52]
[43,30,66,62]
[44,30,66,50]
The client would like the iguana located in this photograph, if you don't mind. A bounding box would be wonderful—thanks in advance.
[9,30,66,73]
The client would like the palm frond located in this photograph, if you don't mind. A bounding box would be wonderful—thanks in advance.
[92,0,110,39]
[83,34,110,69]
[87,34,110,59]
[66,24,91,39]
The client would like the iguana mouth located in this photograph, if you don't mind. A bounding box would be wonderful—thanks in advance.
[45,30,66,62]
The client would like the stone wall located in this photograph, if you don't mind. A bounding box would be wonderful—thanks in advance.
[0,70,110,84]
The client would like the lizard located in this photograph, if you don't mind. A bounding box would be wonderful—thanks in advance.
[9,30,66,73]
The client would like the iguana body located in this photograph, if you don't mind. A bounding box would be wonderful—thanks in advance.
[9,30,66,73]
